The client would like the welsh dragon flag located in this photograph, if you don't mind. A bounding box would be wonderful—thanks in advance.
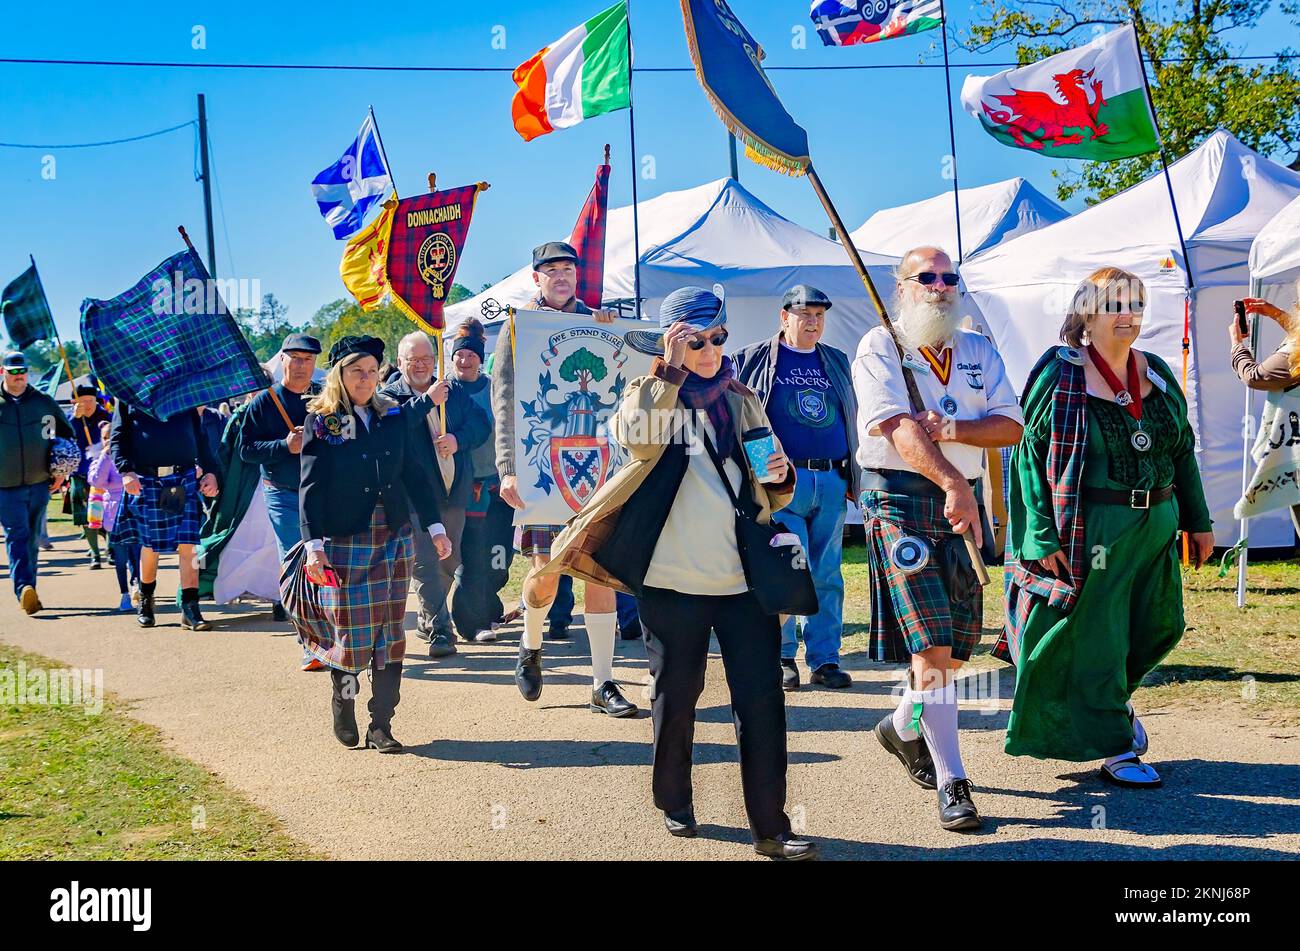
[512,1,631,142]
[960,25,1160,161]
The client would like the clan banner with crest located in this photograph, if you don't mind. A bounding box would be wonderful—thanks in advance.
[510,310,654,525]
[386,184,484,332]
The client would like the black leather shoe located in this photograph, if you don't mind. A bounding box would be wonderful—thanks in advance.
[272,601,288,622]
[137,595,156,628]
[663,807,697,838]
[515,645,543,701]
[545,624,570,641]
[591,680,638,718]
[754,834,819,861]
[364,726,403,753]
[937,778,983,831]
[810,663,852,689]
[180,601,212,631]
[781,659,800,692]
[874,715,937,789]
[428,632,457,658]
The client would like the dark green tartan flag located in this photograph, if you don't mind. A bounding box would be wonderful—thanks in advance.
[1,259,57,349]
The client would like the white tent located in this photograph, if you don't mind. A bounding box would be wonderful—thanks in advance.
[1250,193,1300,286]
[963,130,1300,547]
[444,177,902,358]
[850,178,1070,260]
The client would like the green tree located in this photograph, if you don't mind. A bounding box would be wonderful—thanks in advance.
[960,1,1300,203]
[559,347,608,391]
[23,340,90,380]
[234,293,297,361]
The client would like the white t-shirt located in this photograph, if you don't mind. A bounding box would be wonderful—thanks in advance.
[852,327,1023,479]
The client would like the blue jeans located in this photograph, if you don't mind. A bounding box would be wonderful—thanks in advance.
[0,483,49,597]
[548,574,574,629]
[778,468,847,670]
[262,483,302,563]
[616,591,640,633]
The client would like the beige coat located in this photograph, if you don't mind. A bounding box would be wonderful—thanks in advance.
[536,358,795,594]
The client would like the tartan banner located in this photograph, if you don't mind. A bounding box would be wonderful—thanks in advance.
[79,248,269,420]
[1,258,57,349]
[386,184,484,332]
[570,161,611,309]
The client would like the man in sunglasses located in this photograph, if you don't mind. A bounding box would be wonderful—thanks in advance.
[734,285,859,692]
[491,241,639,718]
[852,246,1024,832]
[0,350,74,614]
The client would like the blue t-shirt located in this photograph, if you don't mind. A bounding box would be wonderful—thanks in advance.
[765,344,849,461]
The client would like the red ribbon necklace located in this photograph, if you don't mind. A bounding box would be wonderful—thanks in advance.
[1087,344,1151,451]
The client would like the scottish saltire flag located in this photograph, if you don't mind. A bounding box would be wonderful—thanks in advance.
[80,247,269,421]
[811,0,941,46]
[310,110,394,240]
[1,258,57,348]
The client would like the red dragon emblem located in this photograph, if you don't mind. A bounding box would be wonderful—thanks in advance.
[982,68,1109,149]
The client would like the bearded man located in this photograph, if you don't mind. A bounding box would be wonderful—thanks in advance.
[851,246,1024,832]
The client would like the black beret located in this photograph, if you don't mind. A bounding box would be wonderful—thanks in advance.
[328,335,385,368]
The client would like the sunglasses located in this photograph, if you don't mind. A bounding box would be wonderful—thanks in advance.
[1100,299,1145,314]
[904,272,960,288]
[3,368,27,375]
[687,330,729,351]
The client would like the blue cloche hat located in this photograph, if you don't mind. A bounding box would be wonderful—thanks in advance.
[623,284,727,356]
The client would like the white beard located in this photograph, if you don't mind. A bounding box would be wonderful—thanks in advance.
[894,295,960,351]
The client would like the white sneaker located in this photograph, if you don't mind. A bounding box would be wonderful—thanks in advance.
[474,628,498,643]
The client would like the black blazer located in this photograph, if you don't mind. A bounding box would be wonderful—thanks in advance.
[379,375,491,508]
[299,400,442,541]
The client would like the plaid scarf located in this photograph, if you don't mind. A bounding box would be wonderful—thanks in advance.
[999,353,1089,664]
[679,355,737,453]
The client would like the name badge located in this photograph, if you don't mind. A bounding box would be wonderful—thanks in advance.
[901,352,931,375]
[1146,366,1167,393]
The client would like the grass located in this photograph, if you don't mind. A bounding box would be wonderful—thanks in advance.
[555,543,1300,727]
[0,642,319,860]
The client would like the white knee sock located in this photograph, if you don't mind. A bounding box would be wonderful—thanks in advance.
[917,682,966,787]
[892,689,924,742]
[522,601,549,650]
[586,611,617,687]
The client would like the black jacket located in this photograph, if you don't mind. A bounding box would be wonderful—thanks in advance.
[299,399,442,541]
[0,386,74,488]
[237,383,318,491]
[110,403,221,477]
[379,374,491,508]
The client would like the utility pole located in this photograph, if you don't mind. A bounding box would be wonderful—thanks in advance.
[728,132,739,181]
[196,93,217,278]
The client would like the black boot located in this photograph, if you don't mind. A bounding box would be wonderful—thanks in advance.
[365,662,403,752]
[180,588,212,631]
[515,644,543,701]
[272,601,288,622]
[330,669,359,747]
[137,581,156,628]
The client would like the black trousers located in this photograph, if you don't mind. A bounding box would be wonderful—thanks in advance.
[452,483,515,635]
[639,586,790,842]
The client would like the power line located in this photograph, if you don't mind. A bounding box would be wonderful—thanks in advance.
[0,119,196,149]
[0,54,1292,75]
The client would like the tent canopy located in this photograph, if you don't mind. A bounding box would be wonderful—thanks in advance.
[850,178,1070,260]
[444,177,902,358]
[1249,193,1300,287]
[962,130,1300,546]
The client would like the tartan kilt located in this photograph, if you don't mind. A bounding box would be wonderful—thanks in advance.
[280,502,413,674]
[520,524,565,558]
[108,495,141,548]
[68,474,91,527]
[137,470,201,553]
[861,489,983,663]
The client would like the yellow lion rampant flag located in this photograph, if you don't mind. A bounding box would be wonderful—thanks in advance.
[340,192,397,310]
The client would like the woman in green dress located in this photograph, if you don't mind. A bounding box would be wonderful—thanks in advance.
[1002,266,1215,788]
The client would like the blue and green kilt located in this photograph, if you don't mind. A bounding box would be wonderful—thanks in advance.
[280,502,413,674]
[137,470,201,553]
[108,495,141,549]
[861,489,983,663]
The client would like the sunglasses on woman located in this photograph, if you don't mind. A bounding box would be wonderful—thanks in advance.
[687,330,729,350]
[904,271,960,288]
[1100,299,1145,314]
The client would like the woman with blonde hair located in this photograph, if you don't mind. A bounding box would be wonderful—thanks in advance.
[282,335,450,753]
[1001,267,1214,788]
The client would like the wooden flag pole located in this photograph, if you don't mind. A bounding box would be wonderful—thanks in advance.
[806,162,990,585]
[425,173,448,436]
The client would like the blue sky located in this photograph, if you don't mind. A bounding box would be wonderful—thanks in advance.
[1,1,1293,339]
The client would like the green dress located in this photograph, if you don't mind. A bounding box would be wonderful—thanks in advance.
[1004,353,1213,761]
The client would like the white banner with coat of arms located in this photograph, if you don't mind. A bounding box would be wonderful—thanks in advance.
[510,310,656,525]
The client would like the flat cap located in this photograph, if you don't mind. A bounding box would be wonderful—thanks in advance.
[781,284,833,311]
[532,241,579,269]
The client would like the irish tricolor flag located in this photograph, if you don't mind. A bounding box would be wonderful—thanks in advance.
[960,25,1160,161]
[512,1,631,142]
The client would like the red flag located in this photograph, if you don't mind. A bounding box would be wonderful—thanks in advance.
[569,161,611,310]
[386,184,483,332]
